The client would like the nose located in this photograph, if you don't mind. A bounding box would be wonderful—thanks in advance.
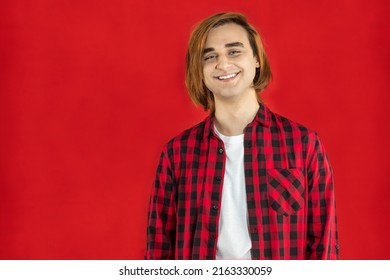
[215,55,231,70]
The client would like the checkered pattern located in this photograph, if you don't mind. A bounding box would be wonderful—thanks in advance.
[145,103,339,259]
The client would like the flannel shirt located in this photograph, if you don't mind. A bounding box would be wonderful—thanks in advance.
[146,103,339,259]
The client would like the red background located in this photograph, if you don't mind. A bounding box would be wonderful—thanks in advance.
[1,0,389,259]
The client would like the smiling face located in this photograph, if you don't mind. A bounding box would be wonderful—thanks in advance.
[202,23,259,104]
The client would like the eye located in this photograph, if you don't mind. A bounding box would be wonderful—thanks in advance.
[204,54,217,61]
[228,49,241,56]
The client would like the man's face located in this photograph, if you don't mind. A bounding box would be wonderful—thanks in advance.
[202,23,259,104]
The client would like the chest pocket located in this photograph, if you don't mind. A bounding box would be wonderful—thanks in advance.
[266,168,305,216]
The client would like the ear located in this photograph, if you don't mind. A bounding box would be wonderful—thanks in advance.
[255,60,260,68]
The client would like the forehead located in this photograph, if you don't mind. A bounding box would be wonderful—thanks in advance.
[204,23,250,48]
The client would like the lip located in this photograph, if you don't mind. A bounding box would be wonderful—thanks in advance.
[214,72,240,81]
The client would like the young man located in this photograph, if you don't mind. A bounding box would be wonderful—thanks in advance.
[145,12,339,260]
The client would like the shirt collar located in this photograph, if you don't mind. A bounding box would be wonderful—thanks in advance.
[202,103,271,141]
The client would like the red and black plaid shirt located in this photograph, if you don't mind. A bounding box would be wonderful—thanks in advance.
[146,103,339,259]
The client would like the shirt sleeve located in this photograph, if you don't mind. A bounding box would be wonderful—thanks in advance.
[145,147,176,259]
[305,132,339,259]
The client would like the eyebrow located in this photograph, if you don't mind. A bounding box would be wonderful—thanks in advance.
[203,41,245,55]
[225,42,244,48]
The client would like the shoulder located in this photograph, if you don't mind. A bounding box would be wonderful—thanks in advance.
[161,117,210,155]
[264,105,323,154]
[264,105,328,163]
[265,105,317,137]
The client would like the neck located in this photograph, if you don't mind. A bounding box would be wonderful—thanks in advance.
[214,92,259,136]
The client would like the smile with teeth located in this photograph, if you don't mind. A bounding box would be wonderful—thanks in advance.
[216,73,239,80]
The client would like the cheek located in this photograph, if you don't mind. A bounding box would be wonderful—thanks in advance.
[202,65,209,75]
[202,68,213,83]
[247,63,257,77]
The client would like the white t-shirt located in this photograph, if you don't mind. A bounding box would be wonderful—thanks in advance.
[214,126,252,260]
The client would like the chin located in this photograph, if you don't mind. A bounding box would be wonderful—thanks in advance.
[217,89,242,98]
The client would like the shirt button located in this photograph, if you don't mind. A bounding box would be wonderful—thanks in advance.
[252,251,259,258]
[215,176,222,182]
[212,205,218,211]
[218,148,224,154]
[246,141,252,148]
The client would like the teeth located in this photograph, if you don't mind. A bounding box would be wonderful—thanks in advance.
[218,73,237,80]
